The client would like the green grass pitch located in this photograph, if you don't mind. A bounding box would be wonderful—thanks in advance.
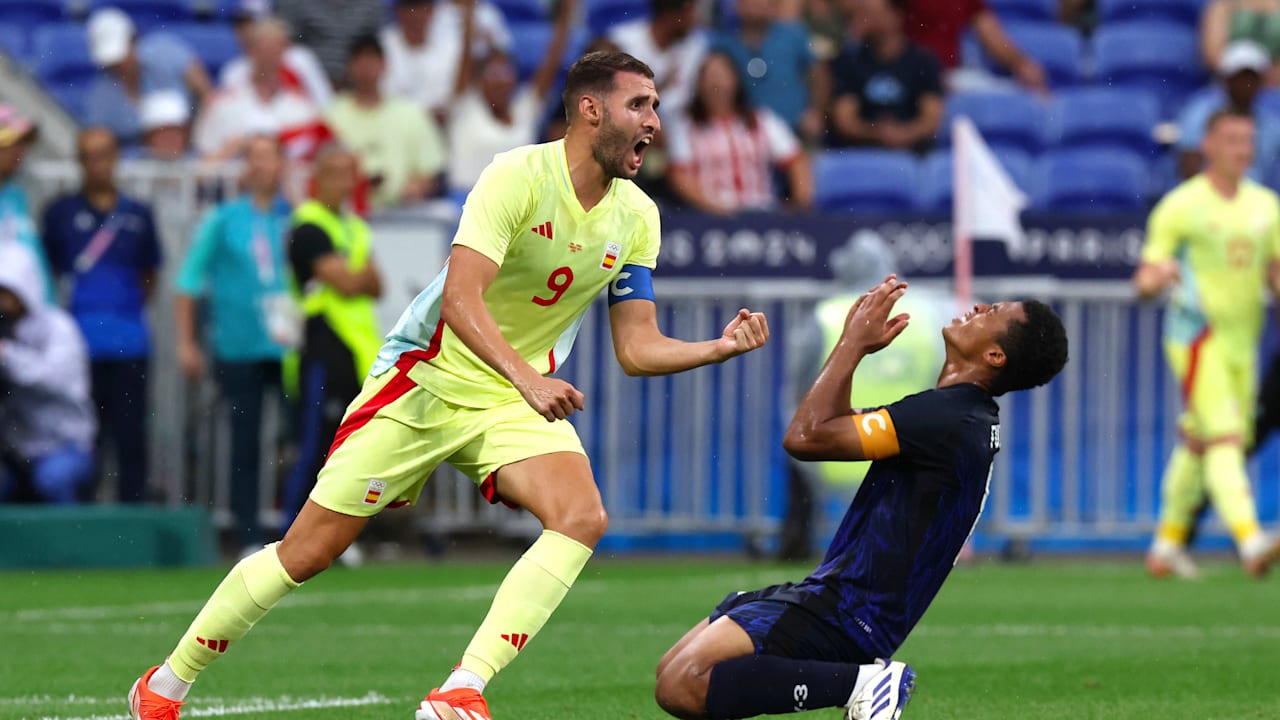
[3,557,1280,719]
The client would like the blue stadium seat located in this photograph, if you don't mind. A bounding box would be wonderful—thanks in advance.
[962,21,1083,87]
[1097,0,1206,26]
[813,150,918,213]
[88,0,195,30]
[1093,21,1206,118]
[941,91,1047,155]
[987,0,1058,22]
[0,27,29,64]
[586,0,648,35]
[48,85,89,123]
[917,148,1034,211]
[491,0,546,22]
[1036,149,1150,211]
[0,0,67,28]
[1048,87,1160,154]
[506,21,587,80]
[170,23,239,75]
[33,23,95,85]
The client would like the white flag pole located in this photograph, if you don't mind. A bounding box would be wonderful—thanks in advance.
[953,118,973,312]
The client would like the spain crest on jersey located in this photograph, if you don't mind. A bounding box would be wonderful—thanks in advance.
[601,242,621,270]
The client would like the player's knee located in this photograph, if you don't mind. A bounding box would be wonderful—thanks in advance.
[276,537,340,582]
[552,504,609,547]
[654,659,705,720]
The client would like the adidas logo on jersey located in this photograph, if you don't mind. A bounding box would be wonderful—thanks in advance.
[531,221,553,239]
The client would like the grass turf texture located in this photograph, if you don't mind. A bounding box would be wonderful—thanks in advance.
[3,559,1279,719]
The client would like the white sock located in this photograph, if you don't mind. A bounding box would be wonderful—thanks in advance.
[441,667,487,693]
[848,661,888,701]
[149,662,192,701]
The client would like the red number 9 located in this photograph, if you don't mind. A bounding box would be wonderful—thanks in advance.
[532,266,575,306]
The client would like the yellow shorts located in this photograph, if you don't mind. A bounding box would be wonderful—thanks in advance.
[1164,332,1256,443]
[309,355,586,517]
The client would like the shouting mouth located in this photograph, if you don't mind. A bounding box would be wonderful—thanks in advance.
[630,136,653,170]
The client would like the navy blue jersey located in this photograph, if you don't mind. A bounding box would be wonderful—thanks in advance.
[792,383,1000,659]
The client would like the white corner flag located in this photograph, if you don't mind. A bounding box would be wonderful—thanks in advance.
[952,115,1028,308]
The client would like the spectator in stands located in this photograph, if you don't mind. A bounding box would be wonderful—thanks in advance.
[1202,0,1280,82]
[276,0,384,85]
[1177,40,1280,181]
[84,8,212,148]
[446,0,574,194]
[829,0,943,152]
[175,135,291,551]
[0,243,96,505]
[328,35,446,210]
[221,3,333,108]
[0,107,52,300]
[194,17,328,161]
[41,128,162,504]
[381,0,511,120]
[901,0,1047,93]
[138,91,192,161]
[281,144,382,533]
[609,0,709,118]
[713,0,825,143]
[667,51,814,214]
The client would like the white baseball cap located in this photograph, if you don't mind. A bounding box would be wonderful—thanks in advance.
[1218,39,1270,77]
[140,91,190,130]
[87,8,136,67]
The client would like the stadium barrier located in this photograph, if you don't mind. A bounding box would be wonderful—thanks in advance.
[15,161,1279,557]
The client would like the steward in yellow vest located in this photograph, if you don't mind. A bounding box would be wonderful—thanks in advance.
[281,147,383,530]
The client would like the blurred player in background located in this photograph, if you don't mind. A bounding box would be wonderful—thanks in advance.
[1134,108,1280,580]
[127,51,770,720]
[654,277,1068,720]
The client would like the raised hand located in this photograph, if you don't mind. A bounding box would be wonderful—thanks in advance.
[842,275,910,354]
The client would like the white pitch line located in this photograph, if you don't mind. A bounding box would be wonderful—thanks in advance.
[1,569,774,624]
[914,623,1280,640]
[28,692,399,720]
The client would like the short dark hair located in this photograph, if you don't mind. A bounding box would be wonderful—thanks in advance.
[990,300,1068,396]
[652,0,694,16]
[347,34,383,61]
[562,51,655,122]
[1206,107,1254,134]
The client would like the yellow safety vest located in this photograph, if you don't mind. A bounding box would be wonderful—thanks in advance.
[290,200,382,380]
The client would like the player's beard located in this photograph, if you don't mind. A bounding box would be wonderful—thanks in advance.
[591,109,634,180]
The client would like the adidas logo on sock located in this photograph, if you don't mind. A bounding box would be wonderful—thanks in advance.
[196,636,228,653]
[500,632,529,651]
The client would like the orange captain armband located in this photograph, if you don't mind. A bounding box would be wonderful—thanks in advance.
[849,408,901,460]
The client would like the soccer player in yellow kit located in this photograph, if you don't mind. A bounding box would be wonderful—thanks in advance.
[1135,108,1280,579]
[126,51,770,720]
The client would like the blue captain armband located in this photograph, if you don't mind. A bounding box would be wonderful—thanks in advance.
[608,264,655,306]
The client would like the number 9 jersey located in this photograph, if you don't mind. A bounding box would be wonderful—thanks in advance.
[371,140,661,408]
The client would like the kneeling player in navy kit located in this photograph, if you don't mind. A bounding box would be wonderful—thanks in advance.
[654,276,1069,720]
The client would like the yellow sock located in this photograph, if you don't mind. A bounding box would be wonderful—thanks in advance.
[458,530,592,682]
[1203,443,1263,546]
[1155,444,1203,545]
[166,543,300,683]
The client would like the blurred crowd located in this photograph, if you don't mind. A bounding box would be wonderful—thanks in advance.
[3,0,1280,546]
